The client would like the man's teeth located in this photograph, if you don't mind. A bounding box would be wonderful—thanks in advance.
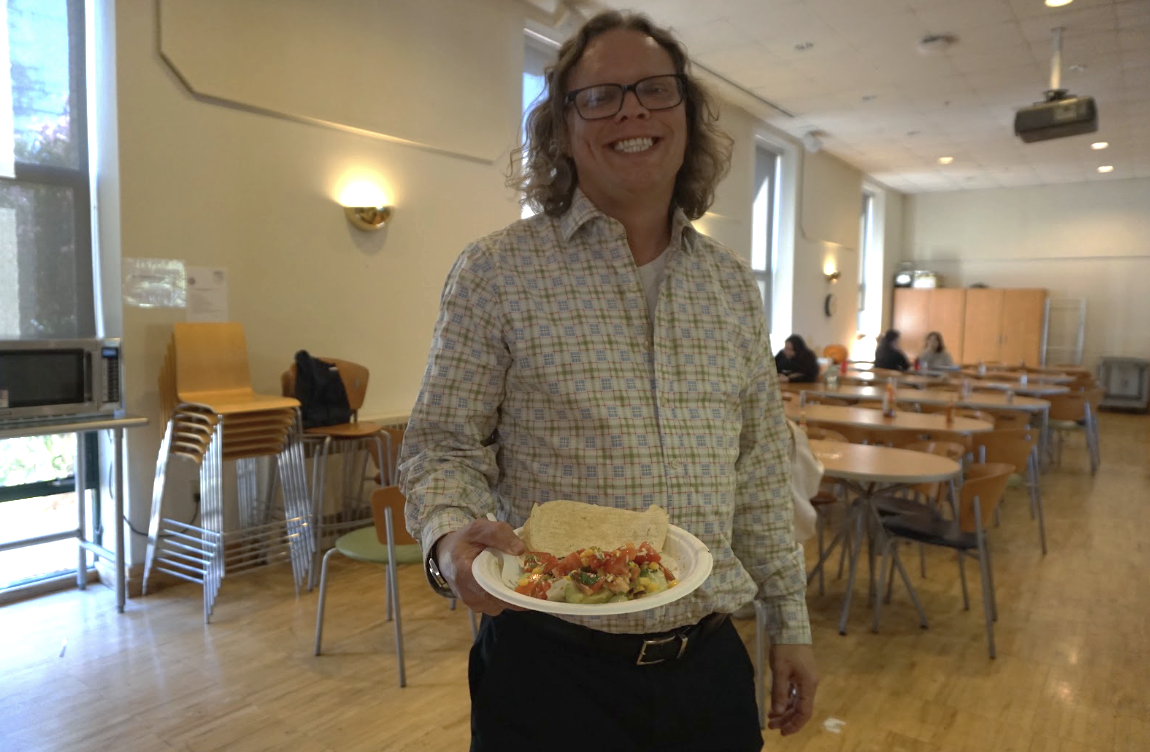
[613,137,654,153]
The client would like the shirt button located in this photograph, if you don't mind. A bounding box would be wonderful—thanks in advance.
[670,460,681,470]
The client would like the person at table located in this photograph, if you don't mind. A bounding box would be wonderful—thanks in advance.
[874,328,911,371]
[917,331,954,370]
[775,334,820,383]
[398,11,817,752]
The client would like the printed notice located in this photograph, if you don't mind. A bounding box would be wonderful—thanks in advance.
[186,267,228,322]
[122,258,187,308]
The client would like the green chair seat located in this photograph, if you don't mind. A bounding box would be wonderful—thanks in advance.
[334,526,423,565]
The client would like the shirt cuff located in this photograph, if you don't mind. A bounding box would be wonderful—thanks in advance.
[419,510,476,557]
[760,593,813,645]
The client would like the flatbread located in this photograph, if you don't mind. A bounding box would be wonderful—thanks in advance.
[520,501,669,555]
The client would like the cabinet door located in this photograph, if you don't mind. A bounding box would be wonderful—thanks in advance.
[927,289,966,364]
[1000,289,1046,366]
[962,289,1004,364]
[892,288,930,357]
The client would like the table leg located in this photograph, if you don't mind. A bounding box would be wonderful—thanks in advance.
[838,504,867,635]
[114,427,125,613]
[76,432,88,590]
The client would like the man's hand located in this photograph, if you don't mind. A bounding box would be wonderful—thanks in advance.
[766,643,818,736]
[436,519,527,616]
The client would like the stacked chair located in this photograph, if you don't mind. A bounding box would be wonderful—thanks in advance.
[143,323,313,622]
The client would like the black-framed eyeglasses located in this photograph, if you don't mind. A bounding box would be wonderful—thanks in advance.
[564,74,687,120]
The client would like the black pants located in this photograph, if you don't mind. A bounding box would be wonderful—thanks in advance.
[469,610,763,752]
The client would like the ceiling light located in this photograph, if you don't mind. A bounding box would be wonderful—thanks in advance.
[938,156,954,165]
[916,34,957,55]
[794,41,814,51]
[1045,0,1073,6]
[861,94,877,102]
[1097,165,1113,173]
[1091,141,1108,150]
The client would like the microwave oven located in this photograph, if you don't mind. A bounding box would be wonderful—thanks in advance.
[0,338,123,424]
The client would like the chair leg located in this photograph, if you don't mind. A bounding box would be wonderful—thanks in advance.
[308,437,334,592]
[919,543,927,579]
[957,551,970,610]
[384,507,406,688]
[873,538,892,633]
[984,542,998,622]
[890,544,929,629]
[313,547,340,656]
[976,537,996,659]
[885,545,897,604]
[1030,452,1048,555]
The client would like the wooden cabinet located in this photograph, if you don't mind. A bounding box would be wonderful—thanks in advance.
[893,288,1046,366]
[892,288,966,363]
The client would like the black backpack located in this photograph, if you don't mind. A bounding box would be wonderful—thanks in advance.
[293,350,352,428]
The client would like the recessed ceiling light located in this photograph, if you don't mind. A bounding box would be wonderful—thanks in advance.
[1097,165,1114,173]
[1069,63,1087,73]
[794,41,814,51]
[1045,0,1073,7]
[907,130,921,137]
[861,94,877,102]
[1091,142,1109,150]
[938,156,954,165]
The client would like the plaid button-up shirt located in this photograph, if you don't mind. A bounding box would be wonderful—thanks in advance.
[400,190,810,643]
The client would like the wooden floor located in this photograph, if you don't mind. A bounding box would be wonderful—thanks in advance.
[2,413,1148,751]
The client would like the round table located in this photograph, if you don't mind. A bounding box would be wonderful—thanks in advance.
[807,440,962,634]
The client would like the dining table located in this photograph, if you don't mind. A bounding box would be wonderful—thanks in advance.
[959,369,1074,384]
[807,440,963,635]
[784,402,995,437]
[841,370,946,389]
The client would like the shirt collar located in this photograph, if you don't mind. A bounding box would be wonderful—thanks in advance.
[559,187,698,254]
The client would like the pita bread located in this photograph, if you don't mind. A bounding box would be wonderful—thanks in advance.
[521,501,669,555]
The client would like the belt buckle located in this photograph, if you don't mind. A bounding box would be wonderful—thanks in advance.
[635,632,689,666]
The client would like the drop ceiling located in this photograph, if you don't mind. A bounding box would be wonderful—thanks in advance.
[584,0,1150,193]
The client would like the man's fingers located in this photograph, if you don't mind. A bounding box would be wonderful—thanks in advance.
[468,520,526,555]
[770,672,793,716]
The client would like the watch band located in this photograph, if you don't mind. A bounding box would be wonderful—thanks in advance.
[425,539,457,599]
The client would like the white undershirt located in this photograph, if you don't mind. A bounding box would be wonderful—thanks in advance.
[635,247,673,328]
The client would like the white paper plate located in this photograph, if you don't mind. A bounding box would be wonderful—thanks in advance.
[472,524,713,616]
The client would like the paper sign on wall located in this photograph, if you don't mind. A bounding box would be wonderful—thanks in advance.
[186,266,228,322]
[122,258,187,308]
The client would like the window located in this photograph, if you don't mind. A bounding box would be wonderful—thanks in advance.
[751,145,779,326]
[0,0,93,591]
[519,36,554,219]
[857,189,882,336]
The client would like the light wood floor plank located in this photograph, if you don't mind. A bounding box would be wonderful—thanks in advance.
[1,412,1146,751]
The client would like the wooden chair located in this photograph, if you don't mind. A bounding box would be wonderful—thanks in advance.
[144,323,311,622]
[955,409,997,426]
[823,344,849,364]
[875,463,1015,658]
[972,428,1045,553]
[801,426,848,443]
[313,486,478,687]
[810,396,853,407]
[1046,391,1100,474]
[282,358,393,589]
[871,428,930,449]
[985,410,1030,430]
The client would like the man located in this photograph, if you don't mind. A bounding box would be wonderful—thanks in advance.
[400,11,817,751]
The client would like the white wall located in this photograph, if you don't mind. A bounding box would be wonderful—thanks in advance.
[108,0,523,561]
[903,177,1150,368]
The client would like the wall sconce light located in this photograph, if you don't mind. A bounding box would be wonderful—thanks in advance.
[823,261,841,283]
[344,205,393,231]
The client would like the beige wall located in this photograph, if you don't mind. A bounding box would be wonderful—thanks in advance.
[101,0,878,562]
[903,177,1150,368]
[108,0,523,558]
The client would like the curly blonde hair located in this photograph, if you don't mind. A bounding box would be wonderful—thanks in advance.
[510,11,732,219]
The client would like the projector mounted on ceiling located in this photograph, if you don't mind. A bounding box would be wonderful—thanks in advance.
[1014,27,1098,144]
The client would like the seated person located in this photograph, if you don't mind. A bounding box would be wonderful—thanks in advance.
[874,329,910,371]
[775,334,820,383]
[917,331,954,370]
